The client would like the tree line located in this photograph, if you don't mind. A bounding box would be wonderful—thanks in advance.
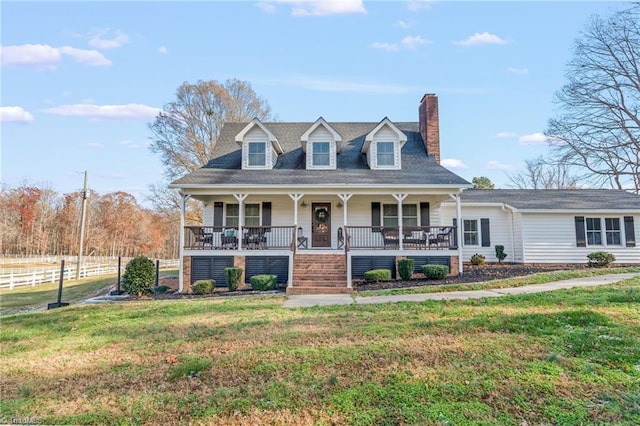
[0,184,180,258]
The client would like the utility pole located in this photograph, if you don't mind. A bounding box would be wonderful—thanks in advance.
[76,171,89,280]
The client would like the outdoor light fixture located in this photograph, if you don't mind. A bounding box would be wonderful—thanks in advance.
[301,201,308,208]
[336,202,343,208]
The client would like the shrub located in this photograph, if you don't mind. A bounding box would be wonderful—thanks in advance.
[587,251,616,268]
[422,264,449,280]
[470,253,486,265]
[364,269,392,283]
[495,245,507,263]
[250,274,277,291]
[151,285,171,294]
[192,279,215,295]
[224,267,243,291]
[122,256,155,297]
[397,258,415,281]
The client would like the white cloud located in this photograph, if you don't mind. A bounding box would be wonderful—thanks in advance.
[0,44,111,67]
[442,158,468,170]
[0,106,34,123]
[401,35,430,49]
[88,28,129,50]
[519,132,549,145]
[507,67,529,75]
[486,160,514,171]
[394,20,410,29]
[454,32,508,47]
[371,42,399,52]
[406,0,433,12]
[157,46,168,54]
[495,132,517,139]
[87,142,104,148]
[256,1,276,13]
[261,0,366,16]
[43,103,161,121]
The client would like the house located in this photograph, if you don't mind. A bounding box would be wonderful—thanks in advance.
[439,189,639,264]
[170,94,472,294]
[170,94,640,294]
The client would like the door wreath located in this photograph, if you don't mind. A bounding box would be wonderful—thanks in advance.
[315,207,329,223]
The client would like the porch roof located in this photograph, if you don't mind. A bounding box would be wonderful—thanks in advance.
[170,122,470,188]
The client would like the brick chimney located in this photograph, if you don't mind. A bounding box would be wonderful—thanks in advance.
[419,93,440,164]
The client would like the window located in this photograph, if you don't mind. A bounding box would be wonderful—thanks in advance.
[376,142,395,166]
[605,218,621,245]
[586,217,602,245]
[312,142,330,166]
[226,204,260,227]
[463,220,478,246]
[248,142,266,166]
[226,204,239,227]
[245,204,260,227]
[382,204,417,227]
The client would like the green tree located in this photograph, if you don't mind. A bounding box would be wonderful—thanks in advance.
[472,176,495,189]
[122,256,156,297]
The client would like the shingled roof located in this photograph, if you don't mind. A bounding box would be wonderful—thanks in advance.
[170,122,471,187]
[457,189,640,210]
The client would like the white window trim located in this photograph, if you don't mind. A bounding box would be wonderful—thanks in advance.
[585,217,624,247]
[463,219,479,247]
[382,203,419,228]
[247,142,267,168]
[226,203,261,227]
[308,141,334,170]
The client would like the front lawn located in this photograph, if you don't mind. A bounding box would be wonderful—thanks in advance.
[1,275,639,424]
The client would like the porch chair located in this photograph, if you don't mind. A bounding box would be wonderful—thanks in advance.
[429,227,452,248]
[381,228,399,249]
[221,228,238,249]
[243,228,267,249]
[191,227,213,248]
[403,229,427,247]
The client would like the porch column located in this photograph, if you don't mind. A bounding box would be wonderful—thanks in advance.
[288,193,304,226]
[392,193,408,251]
[234,193,248,250]
[178,193,191,293]
[338,193,352,227]
[455,192,464,275]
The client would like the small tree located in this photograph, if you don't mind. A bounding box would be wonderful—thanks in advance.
[122,256,155,297]
[397,258,415,281]
[495,245,507,263]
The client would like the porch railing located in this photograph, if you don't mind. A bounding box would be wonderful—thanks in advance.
[184,226,295,250]
[344,226,457,250]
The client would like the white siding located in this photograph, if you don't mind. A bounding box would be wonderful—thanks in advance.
[522,213,640,263]
[439,204,516,263]
[203,202,214,226]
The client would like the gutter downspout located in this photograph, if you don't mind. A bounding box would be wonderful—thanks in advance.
[502,203,517,263]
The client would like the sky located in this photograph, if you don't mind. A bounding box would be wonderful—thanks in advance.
[1,0,626,205]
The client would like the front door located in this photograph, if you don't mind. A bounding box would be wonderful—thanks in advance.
[311,203,331,247]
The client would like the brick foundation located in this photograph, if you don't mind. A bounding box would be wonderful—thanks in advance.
[182,256,191,293]
[234,255,247,289]
[449,255,459,276]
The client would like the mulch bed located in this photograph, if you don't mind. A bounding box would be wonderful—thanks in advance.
[354,263,591,291]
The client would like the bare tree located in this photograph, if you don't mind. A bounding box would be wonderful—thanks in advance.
[509,156,581,189]
[546,5,640,193]
[148,79,273,181]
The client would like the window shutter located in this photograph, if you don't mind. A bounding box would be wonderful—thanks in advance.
[481,218,490,247]
[261,202,272,225]
[452,218,458,247]
[624,216,636,247]
[575,216,586,247]
[213,202,223,230]
[420,202,430,228]
[371,202,381,233]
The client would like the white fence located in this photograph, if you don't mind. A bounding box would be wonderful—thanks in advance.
[0,259,179,290]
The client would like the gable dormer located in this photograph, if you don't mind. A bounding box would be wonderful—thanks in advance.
[235,118,284,169]
[301,117,342,170]
[361,117,407,170]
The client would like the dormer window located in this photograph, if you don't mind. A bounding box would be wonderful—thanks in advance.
[361,117,407,170]
[301,117,342,170]
[312,142,331,166]
[248,142,266,166]
[376,142,395,166]
[234,118,283,170]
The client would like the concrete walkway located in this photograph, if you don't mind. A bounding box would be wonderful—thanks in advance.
[283,272,639,308]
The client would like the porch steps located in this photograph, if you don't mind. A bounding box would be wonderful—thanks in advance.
[289,253,350,295]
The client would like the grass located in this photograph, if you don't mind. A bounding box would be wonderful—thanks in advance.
[357,267,640,297]
[1,273,639,425]
[0,269,178,316]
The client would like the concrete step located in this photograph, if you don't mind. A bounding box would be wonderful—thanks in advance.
[287,286,353,295]
[293,280,347,287]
